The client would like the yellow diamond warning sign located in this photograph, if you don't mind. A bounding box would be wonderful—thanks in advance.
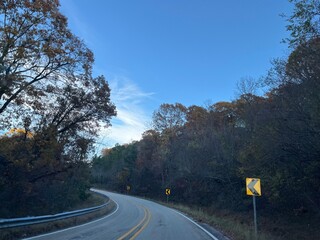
[165,188,171,195]
[246,178,261,196]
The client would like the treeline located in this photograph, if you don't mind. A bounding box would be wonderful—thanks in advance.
[91,0,320,216]
[0,1,116,217]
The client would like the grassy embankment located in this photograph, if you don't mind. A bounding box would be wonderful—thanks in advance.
[1,191,116,240]
[165,202,319,240]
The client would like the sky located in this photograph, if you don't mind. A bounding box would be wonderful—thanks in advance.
[59,0,293,152]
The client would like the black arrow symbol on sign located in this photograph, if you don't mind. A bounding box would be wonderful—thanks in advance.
[248,179,259,195]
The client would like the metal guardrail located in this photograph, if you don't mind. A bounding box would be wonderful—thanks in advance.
[0,198,109,229]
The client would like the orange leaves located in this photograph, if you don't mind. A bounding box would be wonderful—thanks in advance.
[212,101,234,113]
[5,128,33,138]
[23,0,60,14]
[102,148,113,157]
[152,103,187,133]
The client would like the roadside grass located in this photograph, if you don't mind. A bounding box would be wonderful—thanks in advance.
[166,203,280,240]
[0,191,116,240]
[164,202,320,240]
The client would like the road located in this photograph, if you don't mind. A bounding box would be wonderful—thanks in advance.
[25,189,225,240]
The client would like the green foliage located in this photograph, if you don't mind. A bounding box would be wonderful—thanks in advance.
[285,0,320,47]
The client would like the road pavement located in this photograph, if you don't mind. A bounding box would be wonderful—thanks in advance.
[24,189,226,240]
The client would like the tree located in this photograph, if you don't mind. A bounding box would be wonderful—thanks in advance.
[285,0,320,47]
[0,0,116,158]
[236,76,260,97]
[152,103,187,133]
[135,130,164,195]
[286,37,320,82]
[0,0,93,123]
[34,75,116,160]
[91,143,138,193]
[0,0,117,217]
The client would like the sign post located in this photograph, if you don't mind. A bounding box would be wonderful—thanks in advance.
[253,195,257,237]
[165,188,171,203]
[246,178,261,239]
[126,185,131,194]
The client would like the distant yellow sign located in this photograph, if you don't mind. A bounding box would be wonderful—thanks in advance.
[126,185,131,191]
[246,178,261,196]
[165,188,171,195]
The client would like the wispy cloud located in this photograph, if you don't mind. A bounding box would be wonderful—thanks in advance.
[60,1,154,153]
[94,76,154,153]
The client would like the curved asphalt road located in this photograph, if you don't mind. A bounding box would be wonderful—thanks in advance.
[25,189,223,240]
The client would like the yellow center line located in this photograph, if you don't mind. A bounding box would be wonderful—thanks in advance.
[117,207,147,240]
[129,208,152,240]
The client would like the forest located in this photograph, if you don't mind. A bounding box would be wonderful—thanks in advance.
[91,0,320,220]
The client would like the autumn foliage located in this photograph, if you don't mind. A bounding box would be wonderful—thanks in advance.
[0,0,116,217]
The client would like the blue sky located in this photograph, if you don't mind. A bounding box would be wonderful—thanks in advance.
[59,0,293,151]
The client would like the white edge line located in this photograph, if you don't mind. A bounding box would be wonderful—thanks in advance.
[171,209,219,240]
[23,197,119,240]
